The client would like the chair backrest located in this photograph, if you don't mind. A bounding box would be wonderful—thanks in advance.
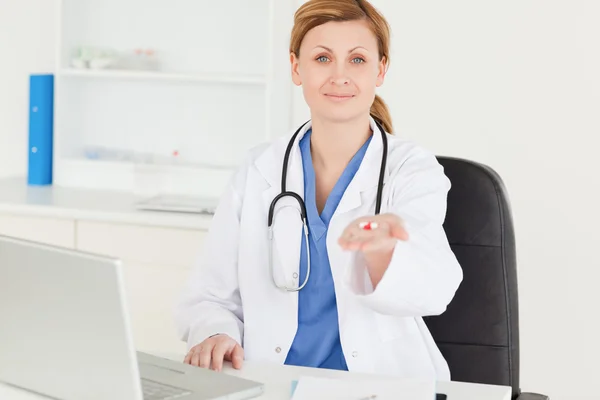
[425,156,520,399]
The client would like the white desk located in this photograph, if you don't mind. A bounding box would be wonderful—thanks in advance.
[0,177,215,230]
[218,361,512,400]
[0,353,511,400]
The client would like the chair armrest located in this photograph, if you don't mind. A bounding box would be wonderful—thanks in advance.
[516,392,549,400]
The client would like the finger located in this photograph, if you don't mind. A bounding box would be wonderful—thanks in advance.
[338,233,370,250]
[342,223,383,242]
[339,222,390,249]
[190,348,202,367]
[183,350,193,364]
[340,217,376,238]
[360,235,397,253]
[356,226,392,251]
[354,216,408,242]
[339,231,376,250]
[197,343,214,368]
[230,344,244,369]
[210,340,230,372]
[379,214,409,241]
[391,224,409,240]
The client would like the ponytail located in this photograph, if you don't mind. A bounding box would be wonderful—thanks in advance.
[370,94,393,134]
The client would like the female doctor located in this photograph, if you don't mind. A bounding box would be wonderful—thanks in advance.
[176,0,462,381]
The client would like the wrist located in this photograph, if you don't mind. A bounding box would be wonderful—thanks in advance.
[363,247,394,288]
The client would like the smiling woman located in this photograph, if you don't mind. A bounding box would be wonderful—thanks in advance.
[176,0,462,383]
[289,0,394,134]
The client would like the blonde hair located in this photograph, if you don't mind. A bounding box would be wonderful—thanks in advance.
[290,0,394,133]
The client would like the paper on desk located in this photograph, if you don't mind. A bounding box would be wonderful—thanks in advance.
[290,375,435,400]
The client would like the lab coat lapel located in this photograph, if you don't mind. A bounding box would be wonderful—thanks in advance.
[327,119,391,328]
[333,117,390,217]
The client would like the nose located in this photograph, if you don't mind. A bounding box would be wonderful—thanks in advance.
[330,63,350,86]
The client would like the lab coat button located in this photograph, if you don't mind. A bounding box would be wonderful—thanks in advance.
[275,347,282,353]
[293,272,298,279]
[352,351,358,358]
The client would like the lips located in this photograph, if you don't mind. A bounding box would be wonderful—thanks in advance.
[324,93,355,102]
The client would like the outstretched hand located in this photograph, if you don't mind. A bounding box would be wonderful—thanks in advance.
[338,213,409,253]
[338,213,409,287]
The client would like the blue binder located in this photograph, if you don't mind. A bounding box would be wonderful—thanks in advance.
[28,74,54,186]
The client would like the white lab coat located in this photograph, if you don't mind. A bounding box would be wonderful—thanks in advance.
[175,117,463,381]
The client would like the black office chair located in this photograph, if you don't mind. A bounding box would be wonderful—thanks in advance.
[424,157,548,400]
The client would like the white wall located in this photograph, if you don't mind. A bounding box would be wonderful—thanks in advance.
[294,1,600,399]
[0,0,57,178]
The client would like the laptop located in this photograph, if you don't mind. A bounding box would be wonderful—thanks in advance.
[0,234,264,400]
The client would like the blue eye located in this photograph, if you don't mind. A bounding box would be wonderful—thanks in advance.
[316,56,329,62]
[352,57,365,64]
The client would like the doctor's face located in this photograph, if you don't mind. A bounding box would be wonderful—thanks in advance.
[291,20,386,124]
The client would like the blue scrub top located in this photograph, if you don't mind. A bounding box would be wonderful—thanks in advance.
[284,128,372,370]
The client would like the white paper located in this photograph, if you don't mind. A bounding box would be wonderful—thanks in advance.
[291,375,436,400]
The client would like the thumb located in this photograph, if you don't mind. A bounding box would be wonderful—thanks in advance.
[390,220,409,240]
[230,344,244,369]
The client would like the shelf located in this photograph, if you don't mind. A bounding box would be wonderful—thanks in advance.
[58,68,267,85]
[55,157,236,199]
[0,177,214,231]
[53,0,293,196]
[63,156,237,171]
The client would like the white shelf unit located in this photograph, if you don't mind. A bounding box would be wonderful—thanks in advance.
[59,68,267,85]
[53,0,295,199]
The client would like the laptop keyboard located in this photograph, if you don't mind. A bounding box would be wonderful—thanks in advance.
[141,378,192,400]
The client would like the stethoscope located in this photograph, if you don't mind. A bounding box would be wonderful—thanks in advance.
[267,118,389,291]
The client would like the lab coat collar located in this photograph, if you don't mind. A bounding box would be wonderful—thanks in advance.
[254,116,391,217]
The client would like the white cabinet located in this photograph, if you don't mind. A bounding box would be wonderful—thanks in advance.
[0,213,75,248]
[75,220,207,354]
[75,221,205,269]
[120,261,193,355]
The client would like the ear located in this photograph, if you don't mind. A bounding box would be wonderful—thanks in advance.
[375,56,387,87]
[290,52,302,86]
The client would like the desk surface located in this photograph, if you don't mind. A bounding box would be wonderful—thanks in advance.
[0,353,512,400]
[0,177,214,230]
[219,360,512,400]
